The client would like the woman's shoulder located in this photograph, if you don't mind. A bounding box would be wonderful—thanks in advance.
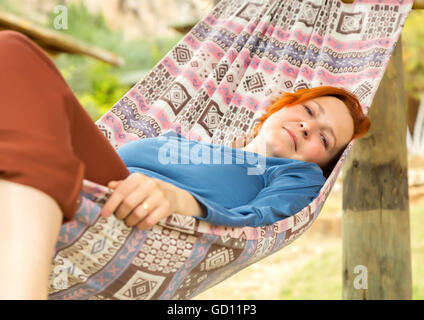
[266,159,326,186]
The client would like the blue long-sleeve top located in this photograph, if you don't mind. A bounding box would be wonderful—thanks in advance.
[116,129,326,227]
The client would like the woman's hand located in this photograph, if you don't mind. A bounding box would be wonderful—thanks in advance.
[101,172,181,230]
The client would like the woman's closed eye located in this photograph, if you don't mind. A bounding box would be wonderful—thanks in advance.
[303,105,329,150]
[304,105,313,116]
[322,134,329,149]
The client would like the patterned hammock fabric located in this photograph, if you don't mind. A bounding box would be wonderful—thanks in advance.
[48,0,413,300]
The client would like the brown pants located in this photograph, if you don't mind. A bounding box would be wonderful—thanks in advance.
[0,31,130,224]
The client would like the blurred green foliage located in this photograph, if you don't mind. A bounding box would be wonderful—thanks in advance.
[44,2,182,120]
[0,0,21,16]
[402,10,424,101]
[0,0,182,120]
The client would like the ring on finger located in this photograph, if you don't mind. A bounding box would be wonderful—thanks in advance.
[142,202,150,212]
[123,203,150,227]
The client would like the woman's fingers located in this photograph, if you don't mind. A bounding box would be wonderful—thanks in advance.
[123,192,162,227]
[108,181,120,189]
[136,201,171,230]
[114,187,149,220]
[102,173,175,230]
[101,174,142,217]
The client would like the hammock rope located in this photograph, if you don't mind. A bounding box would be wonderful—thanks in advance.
[48,0,414,300]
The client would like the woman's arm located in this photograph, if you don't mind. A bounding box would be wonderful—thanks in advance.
[176,163,327,227]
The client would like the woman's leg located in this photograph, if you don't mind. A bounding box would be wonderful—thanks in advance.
[0,180,62,300]
[0,30,130,299]
[0,30,130,223]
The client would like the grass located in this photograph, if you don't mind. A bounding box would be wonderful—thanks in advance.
[411,200,424,299]
[279,245,342,299]
[277,198,424,300]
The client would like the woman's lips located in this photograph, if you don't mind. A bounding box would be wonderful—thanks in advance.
[284,127,297,151]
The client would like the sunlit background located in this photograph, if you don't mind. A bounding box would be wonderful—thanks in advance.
[0,0,423,299]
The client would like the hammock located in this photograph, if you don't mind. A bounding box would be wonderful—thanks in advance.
[48,0,414,300]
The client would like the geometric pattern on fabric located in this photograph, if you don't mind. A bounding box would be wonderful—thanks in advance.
[135,64,175,105]
[172,44,194,66]
[48,0,414,300]
[159,82,192,115]
[113,270,166,300]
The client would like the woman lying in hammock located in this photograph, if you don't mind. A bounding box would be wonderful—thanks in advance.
[0,30,369,299]
[101,86,370,229]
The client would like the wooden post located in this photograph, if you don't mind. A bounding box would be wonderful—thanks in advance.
[341,36,412,299]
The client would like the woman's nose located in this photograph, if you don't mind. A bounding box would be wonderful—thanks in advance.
[300,122,309,138]
[300,121,317,138]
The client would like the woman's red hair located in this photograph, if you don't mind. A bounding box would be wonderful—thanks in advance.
[233,86,371,178]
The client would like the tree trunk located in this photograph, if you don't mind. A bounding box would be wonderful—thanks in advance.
[342,36,412,299]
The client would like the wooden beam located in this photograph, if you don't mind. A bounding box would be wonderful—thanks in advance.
[342,36,412,299]
[413,0,424,9]
[169,21,198,34]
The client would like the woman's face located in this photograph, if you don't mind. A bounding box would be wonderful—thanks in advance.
[243,96,355,168]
